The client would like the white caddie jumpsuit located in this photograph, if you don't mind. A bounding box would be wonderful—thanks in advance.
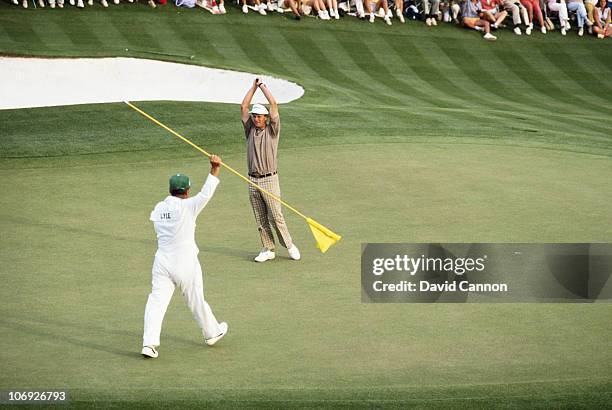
[142,174,223,347]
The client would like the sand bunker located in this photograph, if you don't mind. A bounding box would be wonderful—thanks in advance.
[0,56,304,110]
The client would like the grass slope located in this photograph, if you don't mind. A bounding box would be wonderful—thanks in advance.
[1,4,611,408]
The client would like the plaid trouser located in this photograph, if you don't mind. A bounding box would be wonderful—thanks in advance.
[248,174,293,251]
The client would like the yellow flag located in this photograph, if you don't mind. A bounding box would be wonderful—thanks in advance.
[307,218,342,253]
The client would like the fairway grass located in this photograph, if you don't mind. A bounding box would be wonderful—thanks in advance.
[1,4,611,408]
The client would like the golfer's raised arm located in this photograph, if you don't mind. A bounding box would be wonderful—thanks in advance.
[258,83,278,120]
[241,79,258,123]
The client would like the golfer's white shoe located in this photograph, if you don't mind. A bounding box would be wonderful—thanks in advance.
[288,244,301,260]
[205,322,228,346]
[254,249,275,262]
[141,346,159,359]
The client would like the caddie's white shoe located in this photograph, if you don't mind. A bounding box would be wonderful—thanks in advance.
[141,346,159,358]
[205,322,228,346]
[254,249,275,262]
[288,244,301,260]
[219,3,226,13]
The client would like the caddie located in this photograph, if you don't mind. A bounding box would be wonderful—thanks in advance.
[141,155,228,359]
[240,78,301,263]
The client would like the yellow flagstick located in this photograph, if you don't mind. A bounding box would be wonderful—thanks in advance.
[125,101,341,253]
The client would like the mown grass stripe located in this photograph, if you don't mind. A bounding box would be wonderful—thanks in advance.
[535,44,612,107]
[0,14,47,48]
[167,15,226,66]
[139,13,195,57]
[60,12,107,51]
[386,36,481,109]
[107,10,163,52]
[495,44,603,113]
[281,30,404,108]
[85,10,131,52]
[330,30,447,110]
[222,24,292,78]
[268,27,355,106]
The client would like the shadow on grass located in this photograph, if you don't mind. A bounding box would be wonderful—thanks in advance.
[0,314,207,359]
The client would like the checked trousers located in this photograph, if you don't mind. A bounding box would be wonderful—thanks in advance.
[248,174,293,251]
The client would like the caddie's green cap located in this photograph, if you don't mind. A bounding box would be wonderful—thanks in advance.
[169,173,191,193]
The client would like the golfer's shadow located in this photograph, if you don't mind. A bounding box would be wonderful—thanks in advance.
[202,245,258,262]
[1,315,203,360]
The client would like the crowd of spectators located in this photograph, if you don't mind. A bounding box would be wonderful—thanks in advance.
[11,0,611,40]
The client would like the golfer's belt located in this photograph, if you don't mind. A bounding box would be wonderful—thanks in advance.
[248,171,277,178]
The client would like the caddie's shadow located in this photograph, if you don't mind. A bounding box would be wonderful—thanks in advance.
[202,245,258,262]
[1,315,204,359]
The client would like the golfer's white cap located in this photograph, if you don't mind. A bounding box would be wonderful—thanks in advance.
[250,103,269,115]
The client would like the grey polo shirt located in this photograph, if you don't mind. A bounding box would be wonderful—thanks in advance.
[242,115,280,176]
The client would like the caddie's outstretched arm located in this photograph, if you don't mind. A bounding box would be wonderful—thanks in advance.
[241,79,259,123]
[258,81,279,120]
[186,155,222,216]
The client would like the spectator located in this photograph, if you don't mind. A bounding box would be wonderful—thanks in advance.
[567,0,594,35]
[521,0,547,33]
[585,0,597,29]
[499,0,531,33]
[547,0,570,34]
[242,0,266,14]
[481,0,510,30]
[48,0,66,7]
[280,0,303,16]
[593,0,611,37]
[387,0,406,22]
[422,0,441,25]
[441,0,462,23]
[462,0,498,39]
[364,0,393,26]
[326,0,340,17]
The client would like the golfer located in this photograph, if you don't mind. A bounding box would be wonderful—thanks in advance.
[141,155,228,359]
[241,78,301,263]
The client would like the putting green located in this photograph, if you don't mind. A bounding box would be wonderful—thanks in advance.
[1,141,611,406]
